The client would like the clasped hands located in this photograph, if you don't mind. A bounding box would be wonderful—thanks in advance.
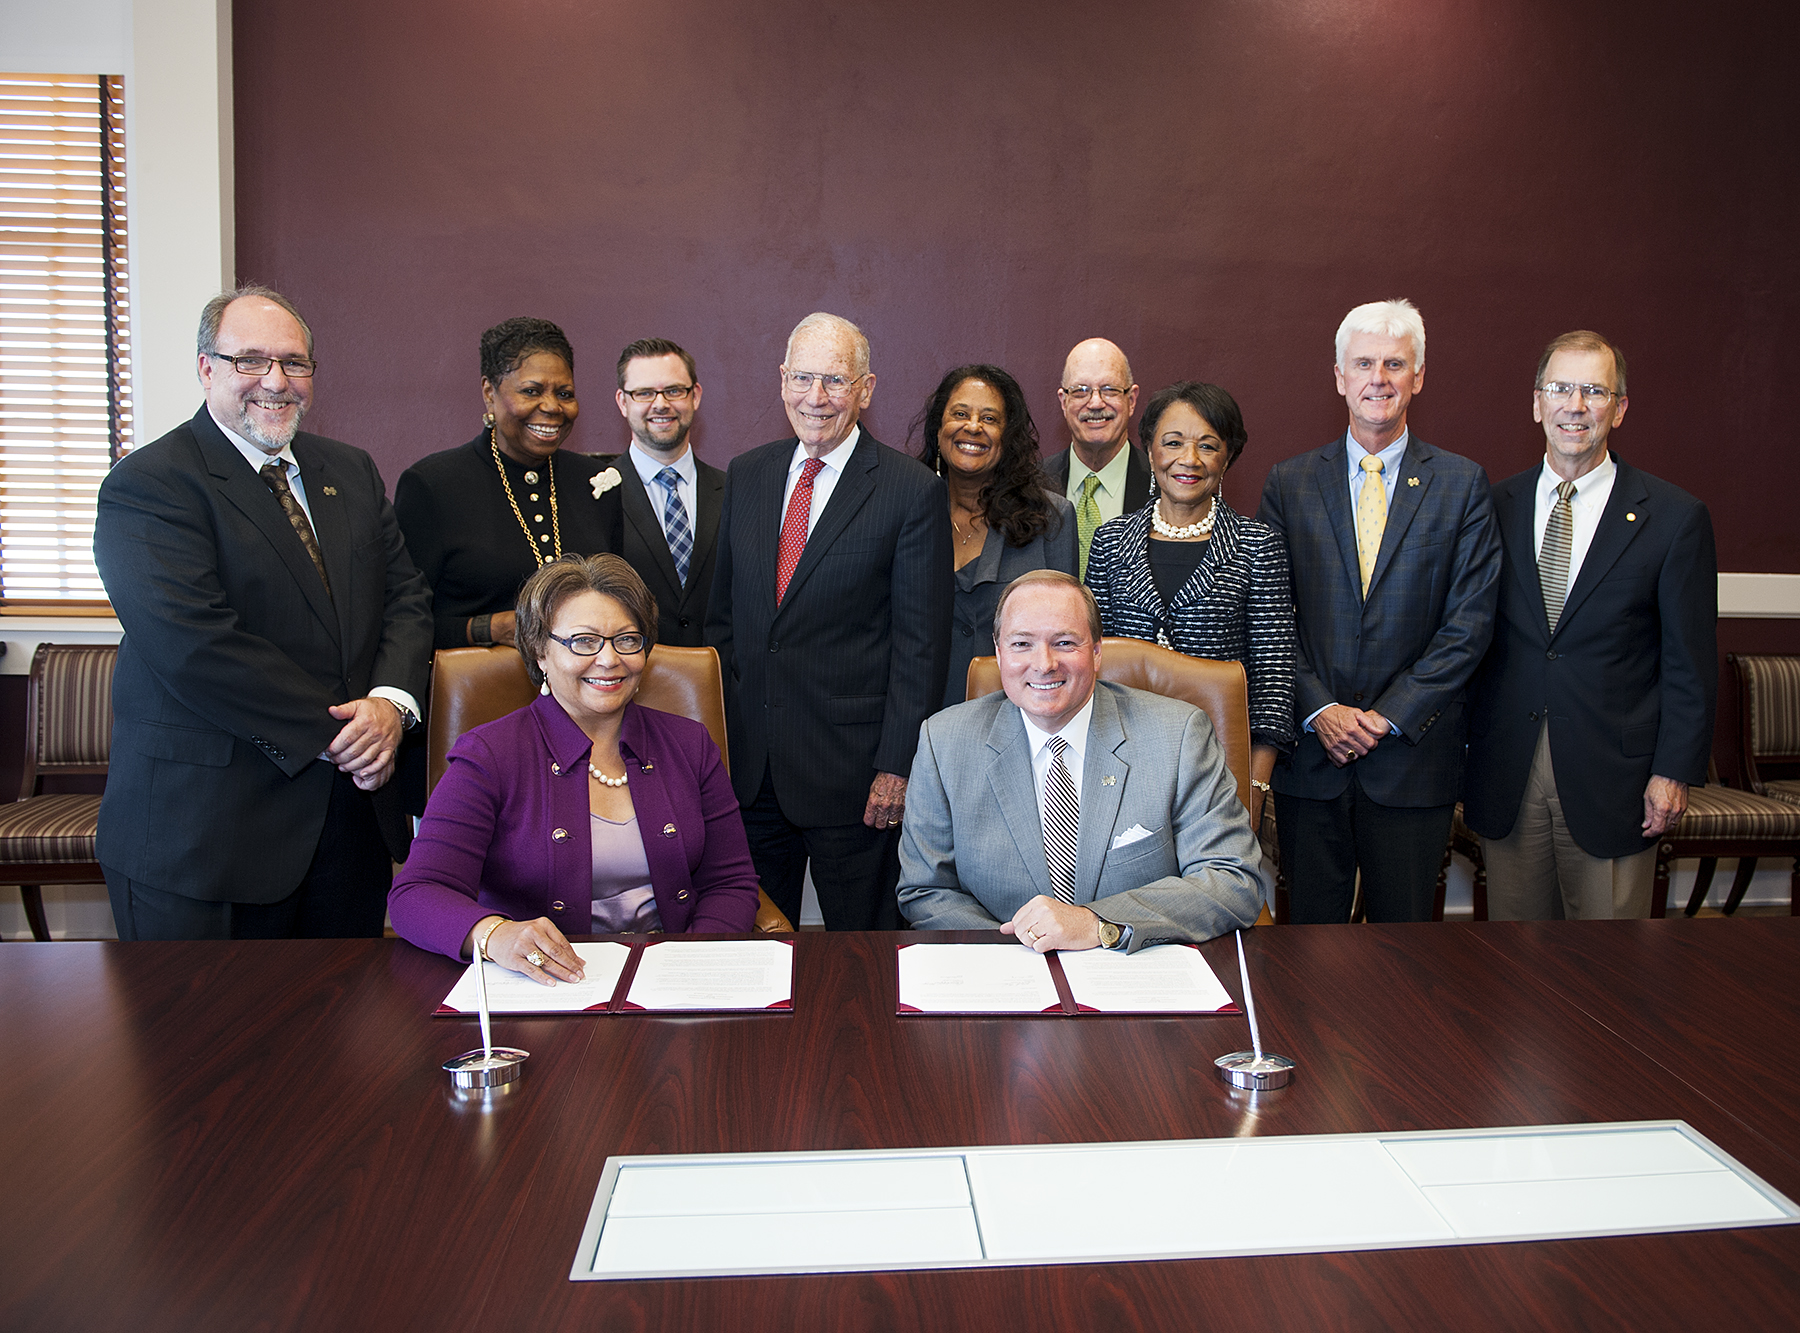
[325,697,405,791]
[1000,895,1102,953]
[1313,703,1392,768]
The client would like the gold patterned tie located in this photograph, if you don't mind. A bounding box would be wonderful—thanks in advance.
[1539,480,1577,632]
[260,460,332,598]
[1076,474,1103,581]
[1355,455,1387,597]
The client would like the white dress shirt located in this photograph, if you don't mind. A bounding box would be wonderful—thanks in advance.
[781,426,860,535]
[1344,427,1409,512]
[1532,452,1617,600]
[627,441,697,549]
[1023,692,1096,828]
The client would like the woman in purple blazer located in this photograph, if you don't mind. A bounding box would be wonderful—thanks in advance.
[389,554,758,983]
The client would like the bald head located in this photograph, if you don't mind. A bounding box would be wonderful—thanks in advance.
[1058,338,1138,470]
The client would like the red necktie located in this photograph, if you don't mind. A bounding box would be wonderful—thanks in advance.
[775,458,824,604]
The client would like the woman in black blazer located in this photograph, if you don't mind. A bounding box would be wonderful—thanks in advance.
[1085,382,1296,826]
[915,364,1076,708]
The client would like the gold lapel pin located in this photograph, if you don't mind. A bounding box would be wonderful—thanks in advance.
[1407,477,1420,487]
[322,485,338,496]
[1626,512,1637,521]
[1102,775,1116,786]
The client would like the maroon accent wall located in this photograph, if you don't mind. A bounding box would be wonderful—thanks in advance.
[233,0,1798,576]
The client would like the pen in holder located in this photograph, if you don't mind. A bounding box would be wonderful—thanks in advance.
[444,927,529,1094]
[1216,928,1295,1090]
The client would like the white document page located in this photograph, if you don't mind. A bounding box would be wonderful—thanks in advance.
[1056,943,1235,1013]
[439,941,631,1014]
[897,943,1060,1014]
[623,938,793,1011]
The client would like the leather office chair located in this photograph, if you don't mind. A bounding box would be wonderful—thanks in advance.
[966,638,1274,927]
[425,644,793,932]
[0,644,116,940]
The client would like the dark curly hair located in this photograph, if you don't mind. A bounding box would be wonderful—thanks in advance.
[480,317,575,385]
[1137,381,1248,469]
[913,364,1058,548]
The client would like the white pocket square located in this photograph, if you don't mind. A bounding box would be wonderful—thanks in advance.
[1110,823,1156,850]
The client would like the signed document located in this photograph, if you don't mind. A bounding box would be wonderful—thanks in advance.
[622,939,794,1011]
[897,944,1062,1014]
[1057,944,1234,1013]
[438,941,632,1014]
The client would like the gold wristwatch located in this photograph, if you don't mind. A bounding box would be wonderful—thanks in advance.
[1095,918,1124,950]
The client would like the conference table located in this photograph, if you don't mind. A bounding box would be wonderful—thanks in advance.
[7,920,1799,1330]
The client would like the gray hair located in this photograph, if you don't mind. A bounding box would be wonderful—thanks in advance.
[1334,298,1425,371]
[784,312,870,376]
[196,285,315,358]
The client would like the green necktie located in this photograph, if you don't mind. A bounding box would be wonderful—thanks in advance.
[1076,473,1103,581]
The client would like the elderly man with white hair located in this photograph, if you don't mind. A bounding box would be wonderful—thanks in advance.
[706,312,951,930]
[1256,299,1500,923]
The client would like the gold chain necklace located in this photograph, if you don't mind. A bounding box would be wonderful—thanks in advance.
[490,429,561,566]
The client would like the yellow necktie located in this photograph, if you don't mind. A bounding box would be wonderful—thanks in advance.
[1356,455,1387,597]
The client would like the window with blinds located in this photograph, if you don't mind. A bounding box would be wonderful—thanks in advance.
[0,73,131,608]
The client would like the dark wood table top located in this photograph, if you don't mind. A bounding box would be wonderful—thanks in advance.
[5,921,1799,1331]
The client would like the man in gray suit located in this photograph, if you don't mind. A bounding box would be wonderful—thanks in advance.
[898,570,1266,952]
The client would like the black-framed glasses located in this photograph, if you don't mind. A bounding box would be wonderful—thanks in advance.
[547,630,647,656]
[782,369,867,398]
[211,352,317,378]
[621,384,695,403]
[1060,384,1128,403]
[1539,381,1620,405]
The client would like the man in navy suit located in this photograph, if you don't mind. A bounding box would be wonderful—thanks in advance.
[1464,332,1715,918]
[1041,337,1152,579]
[1258,299,1500,922]
[607,338,722,647]
[706,313,951,929]
[94,287,432,939]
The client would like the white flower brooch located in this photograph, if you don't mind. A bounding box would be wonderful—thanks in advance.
[591,467,622,498]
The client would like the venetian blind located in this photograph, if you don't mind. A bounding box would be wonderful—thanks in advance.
[0,73,131,606]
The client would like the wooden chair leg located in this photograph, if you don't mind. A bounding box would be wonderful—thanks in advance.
[1433,839,1451,921]
[1683,856,1719,917]
[1654,844,1673,919]
[1791,859,1799,916]
[20,886,50,941]
[1722,858,1760,915]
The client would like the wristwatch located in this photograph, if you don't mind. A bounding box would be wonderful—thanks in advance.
[1094,918,1124,951]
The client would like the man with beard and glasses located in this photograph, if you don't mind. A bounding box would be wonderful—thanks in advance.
[606,338,724,646]
[1042,337,1152,580]
[93,286,432,940]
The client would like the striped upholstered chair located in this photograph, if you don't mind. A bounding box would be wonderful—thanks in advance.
[1657,760,1800,917]
[1731,654,1800,808]
[0,644,116,940]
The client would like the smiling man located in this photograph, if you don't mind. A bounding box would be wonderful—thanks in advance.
[606,338,723,646]
[706,312,951,929]
[1463,331,1716,919]
[94,286,432,940]
[1042,337,1152,579]
[1257,299,1500,923]
[897,570,1265,950]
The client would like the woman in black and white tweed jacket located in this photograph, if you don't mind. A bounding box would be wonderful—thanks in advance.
[1085,382,1297,827]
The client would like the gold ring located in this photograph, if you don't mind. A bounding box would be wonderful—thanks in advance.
[526,950,546,967]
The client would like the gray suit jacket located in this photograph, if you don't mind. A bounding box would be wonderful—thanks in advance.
[897,681,1267,950]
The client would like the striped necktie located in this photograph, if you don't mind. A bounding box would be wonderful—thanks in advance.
[1540,480,1578,632]
[1044,736,1079,904]
[260,460,332,598]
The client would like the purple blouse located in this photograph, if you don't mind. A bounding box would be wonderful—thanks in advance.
[389,695,760,961]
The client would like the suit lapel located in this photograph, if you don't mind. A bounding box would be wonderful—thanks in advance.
[745,445,789,618]
[198,414,339,643]
[617,459,683,594]
[293,440,353,654]
[1495,472,1547,632]
[1311,436,1363,593]
[777,436,876,612]
[1365,438,1433,597]
[1556,457,1649,634]
[691,462,724,589]
[1075,685,1129,900]
[1113,508,1164,618]
[987,703,1052,899]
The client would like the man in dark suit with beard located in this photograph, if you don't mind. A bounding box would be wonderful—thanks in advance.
[606,338,723,647]
[706,312,951,929]
[94,286,432,939]
[1464,330,1715,918]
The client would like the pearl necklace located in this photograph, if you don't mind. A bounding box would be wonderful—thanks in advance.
[1151,495,1217,539]
[588,762,629,788]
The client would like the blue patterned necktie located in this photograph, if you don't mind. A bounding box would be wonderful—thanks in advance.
[656,465,693,587]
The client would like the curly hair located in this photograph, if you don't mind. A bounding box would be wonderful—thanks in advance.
[480,317,574,385]
[913,364,1058,548]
